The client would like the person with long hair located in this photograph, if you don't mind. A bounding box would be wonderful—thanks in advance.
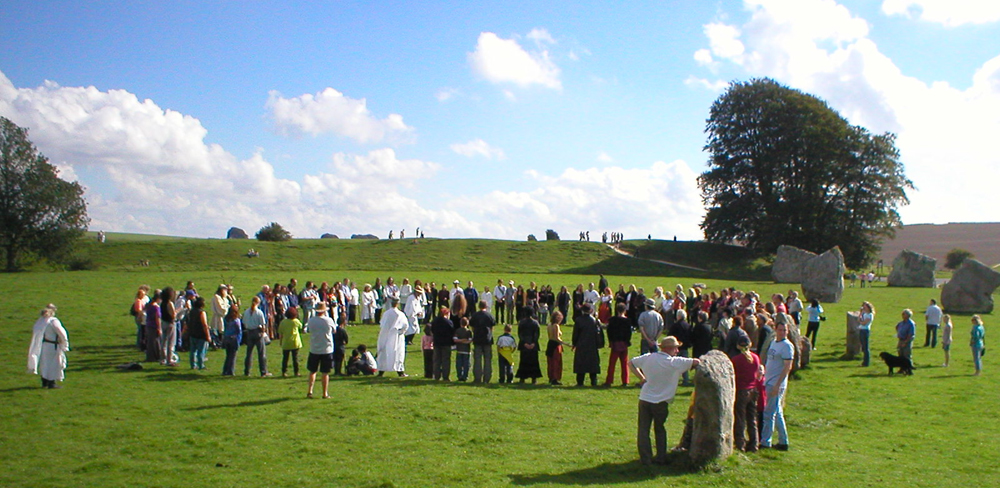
[572,284,585,322]
[556,285,571,325]
[731,336,762,452]
[598,287,613,325]
[221,303,242,376]
[210,285,229,348]
[144,290,162,363]
[804,299,823,350]
[941,314,953,367]
[971,315,985,376]
[278,306,304,377]
[858,302,874,367]
[188,297,211,370]
[546,311,565,385]
[451,291,468,325]
[160,288,177,366]
[27,304,69,389]
[133,285,150,350]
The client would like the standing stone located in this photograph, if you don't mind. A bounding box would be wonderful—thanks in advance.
[799,336,812,369]
[941,259,1000,313]
[320,233,339,239]
[801,247,846,303]
[690,350,735,466]
[843,311,862,360]
[226,227,248,239]
[786,319,804,372]
[772,246,817,283]
[887,250,937,288]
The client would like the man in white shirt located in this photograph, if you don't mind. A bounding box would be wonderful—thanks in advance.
[923,299,943,348]
[628,336,699,465]
[583,283,600,308]
[450,280,464,301]
[306,302,335,398]
[761,321,795,451]
[493,279,507,324]
[786,290,803,325]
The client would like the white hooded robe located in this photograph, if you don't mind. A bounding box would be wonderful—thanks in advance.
[376,307,408,372]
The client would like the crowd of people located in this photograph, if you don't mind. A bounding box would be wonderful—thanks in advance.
[25,273,988,465]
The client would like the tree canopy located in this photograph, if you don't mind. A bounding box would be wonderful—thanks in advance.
[256,222,292,242]
[698,78,912,269]
[945,248,974,270]
[0,117,89,271]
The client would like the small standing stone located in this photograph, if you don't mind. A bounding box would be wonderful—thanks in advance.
[690,350,735,465]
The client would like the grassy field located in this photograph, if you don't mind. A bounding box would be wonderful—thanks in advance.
[0,237,996,487]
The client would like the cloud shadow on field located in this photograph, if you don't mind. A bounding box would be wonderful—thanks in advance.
[508,457,690,485]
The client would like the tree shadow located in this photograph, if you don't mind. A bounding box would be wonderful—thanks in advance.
[184,397,293,411]
[508,456,693,486]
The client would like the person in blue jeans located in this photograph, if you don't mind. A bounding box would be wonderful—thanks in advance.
[761,321,794,451]
[971,315,985,376]
[454,317,473,381]
[858,302,874,367]
[222,304,242,376]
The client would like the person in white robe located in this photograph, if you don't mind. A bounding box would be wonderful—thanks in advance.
[376,298,409,377]
[404,286,427,344]
[27,304,70,388]
[361,284,377,324]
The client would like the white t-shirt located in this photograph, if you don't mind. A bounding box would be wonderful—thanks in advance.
[764,338,795,388]
[925,305,942,325]
[630,352,695,404]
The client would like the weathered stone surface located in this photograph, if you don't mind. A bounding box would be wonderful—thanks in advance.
[801,247,846,303]
[888,250,937,288]
[350,234,378,240]
[941,259,1000,313]
[785,317,804,372]
[690,350,735,466]
[320,233,339,239]
[798,336,812,369]
[843,311,862,360]
[772,246,817,283]
[226,227,248,239]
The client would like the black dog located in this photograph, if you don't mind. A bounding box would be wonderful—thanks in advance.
[879,352,915,376]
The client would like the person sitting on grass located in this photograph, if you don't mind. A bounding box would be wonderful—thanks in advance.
[358,344,377,376]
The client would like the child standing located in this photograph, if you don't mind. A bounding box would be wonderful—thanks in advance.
[497,325,516,384]
[421,326,434,378]
[941,314,953,367]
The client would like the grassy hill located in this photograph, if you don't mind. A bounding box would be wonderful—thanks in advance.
[73,235,771,280]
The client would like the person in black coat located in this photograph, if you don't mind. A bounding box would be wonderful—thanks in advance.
[690,310,714,359]
[604,303,632,386]
[556,286,571,325]
[431,307,455,381]
[572,303,602,386]
[515,312,542,383]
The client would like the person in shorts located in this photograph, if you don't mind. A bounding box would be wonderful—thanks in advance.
[306,302,335,399]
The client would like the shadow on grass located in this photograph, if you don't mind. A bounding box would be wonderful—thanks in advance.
[508,455,692,485]
[339,376,644,391]
[0,386,42,394]
[185,397,294,411]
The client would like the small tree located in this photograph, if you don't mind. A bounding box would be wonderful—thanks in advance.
[256,222,292,242]
[545,229,560,241]
[945,248,974,270]
[0,117,89,271]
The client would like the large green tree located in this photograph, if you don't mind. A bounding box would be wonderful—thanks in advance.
[0,117,89,271]
[698,78,912,269]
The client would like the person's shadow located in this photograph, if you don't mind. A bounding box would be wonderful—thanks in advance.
[508,456,691,485]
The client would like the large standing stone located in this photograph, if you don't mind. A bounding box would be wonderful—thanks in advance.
[843,311,862,360]
[941,259,1000,313]
[786,319,804,372]
[888,250,937,288]
[226,227,248,239]
[801,247,846,303]
[772,246,817,283]
[320,233,339,239]
[690,350,735,466]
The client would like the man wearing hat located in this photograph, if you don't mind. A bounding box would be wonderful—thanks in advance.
[637,298,664,355]
[450,280,464,301]
[306,302,335,398]
[628,336,700,465]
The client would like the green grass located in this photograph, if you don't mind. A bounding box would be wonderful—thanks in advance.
[1,237,997,487]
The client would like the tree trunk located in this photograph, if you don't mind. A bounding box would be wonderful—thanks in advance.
[5,245,17,272]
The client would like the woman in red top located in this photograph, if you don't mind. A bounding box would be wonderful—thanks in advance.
[731,335,763,452]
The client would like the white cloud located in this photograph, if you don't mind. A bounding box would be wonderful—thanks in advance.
[704,22,745,59]
[435,87,458,102]
[694,48,715,66]
[468,31,563,90]
[526,28,557,46]
[0,71,482,238]
[693,0,1000,226]
[266,87,414,144]
[450,139,506,160]
[503,89,517,101]
[456,160,705,240]
[882,0,1000,27]
[596,152,614,163]
[684,75,730,91]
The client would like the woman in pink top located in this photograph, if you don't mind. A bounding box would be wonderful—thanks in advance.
[731,335,763,452]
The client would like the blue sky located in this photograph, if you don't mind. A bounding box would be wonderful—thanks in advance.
[2,0,999,239]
